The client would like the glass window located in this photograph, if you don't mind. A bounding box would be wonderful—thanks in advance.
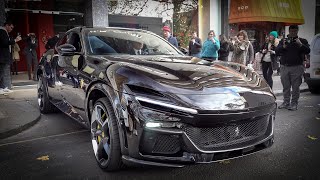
[313,36,320,55]
[85,29,182,56]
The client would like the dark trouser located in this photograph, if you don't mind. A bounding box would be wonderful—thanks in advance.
[261,61,273,89]
[280,65,304,105]
[0,63,12,89]
[219,56,228,62]
[26,52,38,80]
[11,60,18,75]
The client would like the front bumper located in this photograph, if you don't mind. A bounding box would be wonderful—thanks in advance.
[122,137,274,167]
[123,109,275,167]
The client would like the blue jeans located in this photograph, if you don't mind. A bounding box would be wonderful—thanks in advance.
[0,63,12,89]
[191,52,201,58]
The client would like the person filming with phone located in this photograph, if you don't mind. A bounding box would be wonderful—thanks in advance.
[0,20,22,93]
[275,25,310,111]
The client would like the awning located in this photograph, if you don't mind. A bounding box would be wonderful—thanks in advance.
[229,0,304,25]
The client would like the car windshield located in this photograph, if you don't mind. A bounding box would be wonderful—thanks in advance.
[84,28,181,56]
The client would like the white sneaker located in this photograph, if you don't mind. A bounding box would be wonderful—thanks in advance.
[2,87,13,93]
[0,89,5,95]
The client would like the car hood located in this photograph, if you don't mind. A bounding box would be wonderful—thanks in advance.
[100,55,275,110]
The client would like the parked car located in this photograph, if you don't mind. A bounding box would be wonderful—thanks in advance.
[304,33,320,94]
[36,27,276,171]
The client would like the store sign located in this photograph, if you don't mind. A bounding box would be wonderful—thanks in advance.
[279,2,290,8]
[238,5,249,11]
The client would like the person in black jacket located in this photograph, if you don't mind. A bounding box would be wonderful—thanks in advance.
[275,25,310,111]
[218,34,230,61]
[45,34,59,50]
[24,33,38,81]
[0,21,21,91]
[188,31,202,57]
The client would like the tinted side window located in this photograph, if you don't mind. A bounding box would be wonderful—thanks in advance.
[313,36,320,55]
[67,33,82,52]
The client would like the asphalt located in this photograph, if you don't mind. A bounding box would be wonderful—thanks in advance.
[0,72,310,140]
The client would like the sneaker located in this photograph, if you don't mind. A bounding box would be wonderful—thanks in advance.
[2,87,13,93]
[278,102,290,109]
[288,104,298,111]
[0,89,5,95]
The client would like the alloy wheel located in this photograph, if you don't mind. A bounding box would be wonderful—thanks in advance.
[91,104,111,167]
[37,78,44,110]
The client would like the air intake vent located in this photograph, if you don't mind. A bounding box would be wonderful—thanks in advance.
[126,84,164,97]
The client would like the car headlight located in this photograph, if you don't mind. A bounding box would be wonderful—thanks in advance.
[139,108,181,122]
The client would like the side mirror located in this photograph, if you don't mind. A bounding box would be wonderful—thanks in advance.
[57,44,76,56]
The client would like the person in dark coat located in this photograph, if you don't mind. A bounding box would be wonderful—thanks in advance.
[218,34,230,61]
[24,33,38,81]
[188,31,202,58]
[276,25,310,111]
[0,20,21,91]
[45,34,59,50]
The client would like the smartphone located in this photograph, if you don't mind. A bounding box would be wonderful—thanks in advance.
[17,32,21,36]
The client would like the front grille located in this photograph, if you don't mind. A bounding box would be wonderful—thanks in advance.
[140,132,181,155]
[183,115,272,151]
[153,134,180,154]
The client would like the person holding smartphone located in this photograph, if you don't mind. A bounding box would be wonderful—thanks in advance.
[0,20,22,92]
[200,30,220,61]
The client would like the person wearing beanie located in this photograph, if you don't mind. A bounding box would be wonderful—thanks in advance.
[259,31,280,89]
[162,26,178,48]
[275,25,310,111]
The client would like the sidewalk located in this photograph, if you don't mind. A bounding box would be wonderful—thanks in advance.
[0,72,309,140]
[0,72,40,139]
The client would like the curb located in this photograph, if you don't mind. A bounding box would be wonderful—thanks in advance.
[0,113,41,139]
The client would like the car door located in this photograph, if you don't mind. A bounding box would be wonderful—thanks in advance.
[310,34,320,79]
[47,35,68,105]
[58,32,89,125]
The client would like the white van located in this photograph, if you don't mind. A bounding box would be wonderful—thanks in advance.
[305,34,320,94]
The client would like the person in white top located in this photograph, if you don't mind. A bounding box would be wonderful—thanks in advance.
[260,31,280,89]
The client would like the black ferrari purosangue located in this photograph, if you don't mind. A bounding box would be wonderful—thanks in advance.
[37,27,276,171]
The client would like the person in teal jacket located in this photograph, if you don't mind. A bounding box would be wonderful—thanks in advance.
[201,30,220,60]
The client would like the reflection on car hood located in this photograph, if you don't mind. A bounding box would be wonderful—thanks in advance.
[101,55,275,110]
[104,55,272,95]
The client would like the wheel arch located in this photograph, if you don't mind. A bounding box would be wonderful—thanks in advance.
[85,81,128,155]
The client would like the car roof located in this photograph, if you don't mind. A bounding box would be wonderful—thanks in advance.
[66,26,155,35]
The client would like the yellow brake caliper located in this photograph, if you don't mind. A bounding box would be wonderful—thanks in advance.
[97,112,106,143]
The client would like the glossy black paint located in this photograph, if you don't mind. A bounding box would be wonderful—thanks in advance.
[37,27,276,167]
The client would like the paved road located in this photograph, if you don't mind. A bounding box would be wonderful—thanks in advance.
[0,92,319,180]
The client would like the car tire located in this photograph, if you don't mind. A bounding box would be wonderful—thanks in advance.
[90,97,123,171]
[37,76,57,113]
[309,86,320,94]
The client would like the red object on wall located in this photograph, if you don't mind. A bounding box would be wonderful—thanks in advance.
[36,14,54,56]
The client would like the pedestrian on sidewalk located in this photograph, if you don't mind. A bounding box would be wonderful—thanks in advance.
[11,42,20,75]
[260,31,280,89]
[23,33,38,81]
[230,30,254,66]
[218,34,230,61]
[275,25,310,111]
[162,26,178,48]
[201,30,220,61]
[0,20,22,93]
[188,31,202,58]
